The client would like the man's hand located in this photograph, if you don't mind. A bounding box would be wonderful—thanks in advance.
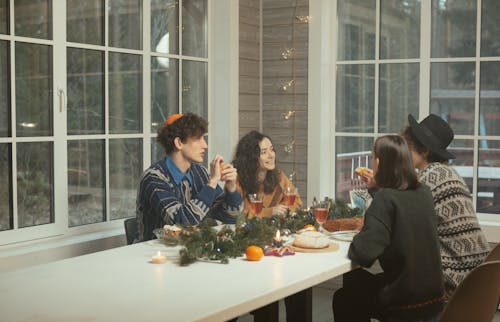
[208,155,223,188]
[221,162,237,192]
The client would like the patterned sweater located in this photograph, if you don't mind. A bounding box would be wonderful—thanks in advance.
[418,162,490,297]
[136,157,242,241]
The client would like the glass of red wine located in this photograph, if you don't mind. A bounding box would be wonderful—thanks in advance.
[284,187,297,206]
[248,193,263,217]
[313,201,329,231]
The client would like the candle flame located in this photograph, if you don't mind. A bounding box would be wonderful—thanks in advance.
[275,230,281,239]
[157,251,161,256]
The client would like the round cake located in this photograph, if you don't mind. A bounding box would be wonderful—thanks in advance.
[293,231,330,249]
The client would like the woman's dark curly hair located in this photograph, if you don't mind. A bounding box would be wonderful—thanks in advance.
[157,113,208,154]
[400,126,446,163]
[373,135,419,191]
[233,130,280,197]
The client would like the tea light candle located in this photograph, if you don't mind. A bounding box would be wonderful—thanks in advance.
[273,230,283,248]
[151,251,167,264]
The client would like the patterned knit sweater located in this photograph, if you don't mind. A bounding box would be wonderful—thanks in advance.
[418,162,490,297]
[136,158,242,242]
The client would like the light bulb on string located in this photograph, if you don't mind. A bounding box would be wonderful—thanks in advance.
[295,15,311,23]
[281,47,295,60]
[288,171,296,182]
[282,110,296,120]
[280,80,295,92]
[284,140,295,153]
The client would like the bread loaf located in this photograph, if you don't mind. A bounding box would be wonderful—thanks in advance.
[293,231,330,249]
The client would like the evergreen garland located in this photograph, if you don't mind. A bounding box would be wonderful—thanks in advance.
[159,210,317,266]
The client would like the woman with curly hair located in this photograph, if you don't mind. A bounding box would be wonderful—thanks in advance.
[232,130,309,322]
[233,130,302,217]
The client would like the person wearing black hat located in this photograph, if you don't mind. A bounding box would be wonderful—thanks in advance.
[401,114,490,298]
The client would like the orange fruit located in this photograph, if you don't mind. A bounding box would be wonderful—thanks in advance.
[245,245,264,261]
[304,224,317,231]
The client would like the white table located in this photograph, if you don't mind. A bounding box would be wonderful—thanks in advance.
[0,239,354,322]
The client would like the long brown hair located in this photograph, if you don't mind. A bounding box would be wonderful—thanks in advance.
[373,135,419,190]
[233,130,280,196]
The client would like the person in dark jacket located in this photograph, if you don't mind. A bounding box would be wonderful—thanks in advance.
[333,135,445,322]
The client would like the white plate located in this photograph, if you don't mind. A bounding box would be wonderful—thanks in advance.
[328,230,359,242]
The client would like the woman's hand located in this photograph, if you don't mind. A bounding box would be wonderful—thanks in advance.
[358,168,376,188]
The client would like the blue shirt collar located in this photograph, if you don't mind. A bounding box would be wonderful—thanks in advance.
[165,156,193,185]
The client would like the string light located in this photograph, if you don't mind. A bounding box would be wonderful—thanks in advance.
[282,110,296,120]
[281,48,295,60]
[280,79,295,92]
[284,139,295,153]
[295,15,311,23]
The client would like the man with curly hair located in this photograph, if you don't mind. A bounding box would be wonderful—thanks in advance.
[136,113,242,242]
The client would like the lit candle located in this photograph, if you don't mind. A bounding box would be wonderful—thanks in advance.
[365,155,369,167]
[151,251,167,264]
[273,230,283,248]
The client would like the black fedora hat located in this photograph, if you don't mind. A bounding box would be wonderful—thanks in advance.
[408,114,456,160]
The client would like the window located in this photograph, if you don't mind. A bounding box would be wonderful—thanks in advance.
[0,0,208,244]
[332,0,500,218]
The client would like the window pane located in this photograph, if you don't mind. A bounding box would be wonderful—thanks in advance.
[108,0,142,50]
[67,0,104,45]
[151,0,179,55]
[0,0,8,34]
[151,57,178,132]
[68,140,105,227]
[67,48,104,135]
[109,138,142,220]
[109,52,142,134]
[336,64,374,133]
[449,139,474,192]
[480,61,500,136]
[151,138,163,164]
[379,63,419,133]
[17,142,53,228]
[477,140,500,214]
[15,42,53,137]
[0,143,12,231]
[182,60,207,118]
[380,0,420,59]
[481,0,500,57]
[182,0,207,57]
[0,40,9,137]
[335,136,374,201]
[14,0,52,39]
[430,62,475,135]
[431,1,476,58]
[337,0,376,60]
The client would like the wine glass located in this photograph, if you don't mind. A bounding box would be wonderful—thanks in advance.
[312,201,328,231]
[248,193,263,217]
[283,187,297,207]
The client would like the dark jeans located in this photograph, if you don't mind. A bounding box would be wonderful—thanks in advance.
[227,288,313,322]
[332,268,384,322]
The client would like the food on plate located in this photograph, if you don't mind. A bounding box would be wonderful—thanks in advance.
[322,217,364,232]
[355,167,370,177]
[246,245,264,261]
[293,231,330,249]
[163,224,182,236]
[297,224,317,233]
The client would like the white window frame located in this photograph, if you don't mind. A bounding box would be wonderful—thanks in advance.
[308,0,500,242]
